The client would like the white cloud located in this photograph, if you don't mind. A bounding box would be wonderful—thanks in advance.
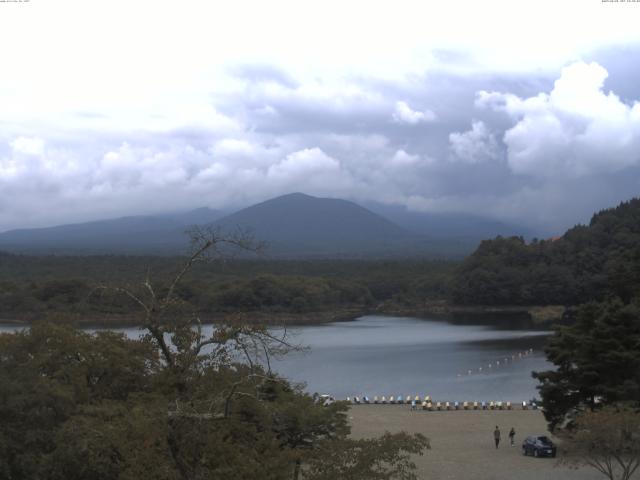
[448,121,500,163]
[477,61,640,177]
[392,101,437,125]
[10,137,45,156]
[96,143,196,191]
[267,147,340,182]
[211,138,255,158]
[390,149,421,166]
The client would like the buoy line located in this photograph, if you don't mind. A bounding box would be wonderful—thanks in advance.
[455,348,535,379]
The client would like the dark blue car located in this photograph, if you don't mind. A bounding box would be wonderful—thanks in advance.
[522,435,557,458]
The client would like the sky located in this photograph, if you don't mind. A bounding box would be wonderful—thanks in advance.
[1,0,640,235]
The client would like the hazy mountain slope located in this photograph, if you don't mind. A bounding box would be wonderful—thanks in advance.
[0,193,527,258]
[0,208,223,254]
[364,202,536,240]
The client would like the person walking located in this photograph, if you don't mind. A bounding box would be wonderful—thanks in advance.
[509,427,516,447]
[494,426,501,449]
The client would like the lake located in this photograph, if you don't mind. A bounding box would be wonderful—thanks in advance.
[0,315,552,402]
[270,315,552,402]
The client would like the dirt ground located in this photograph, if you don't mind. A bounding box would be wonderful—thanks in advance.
[348,405,608,480]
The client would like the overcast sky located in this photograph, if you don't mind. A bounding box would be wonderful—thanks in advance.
[1,0,640,234]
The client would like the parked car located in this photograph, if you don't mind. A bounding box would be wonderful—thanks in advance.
[522,435,557,458]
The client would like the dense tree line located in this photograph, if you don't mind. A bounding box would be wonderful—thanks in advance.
[0,255,454,322]
[452,198,640,306]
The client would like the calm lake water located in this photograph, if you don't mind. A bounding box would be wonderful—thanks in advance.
[0,315,552,402]
[270,315,552,402]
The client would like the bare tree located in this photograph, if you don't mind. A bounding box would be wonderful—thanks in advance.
[99,226,299,408]
[559,405,640,480]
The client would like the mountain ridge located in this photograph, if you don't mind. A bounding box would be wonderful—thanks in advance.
[0,208,224,254]
[0,193,533,258]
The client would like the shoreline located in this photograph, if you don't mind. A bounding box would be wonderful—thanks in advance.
[0,303,565,329]
[0,308,367,329]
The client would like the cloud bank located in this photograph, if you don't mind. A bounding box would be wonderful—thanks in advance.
[1,55,640,235]
[477,62,640,177]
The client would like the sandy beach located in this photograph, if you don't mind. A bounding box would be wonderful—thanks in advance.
[349,405,605,480]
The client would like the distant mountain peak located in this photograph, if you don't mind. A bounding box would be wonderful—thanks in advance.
[209,193,421,257]
[277,192,314,199]
[255,192,319,205]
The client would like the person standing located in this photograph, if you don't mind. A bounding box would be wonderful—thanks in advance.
[494,426,501,449]
[509,427,516,447]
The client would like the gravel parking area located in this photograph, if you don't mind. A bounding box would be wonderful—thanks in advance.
[348,405,607,480]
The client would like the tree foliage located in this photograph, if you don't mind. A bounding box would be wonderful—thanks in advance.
[533,298,640,431]
[0,252,454,323]
[0,228,429,479]
[559,405,640,480]
[303,432,430,480]
[452,198,640,306]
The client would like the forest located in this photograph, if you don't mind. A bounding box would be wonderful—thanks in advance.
[0,255,454,325]
[451,198,640,307]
